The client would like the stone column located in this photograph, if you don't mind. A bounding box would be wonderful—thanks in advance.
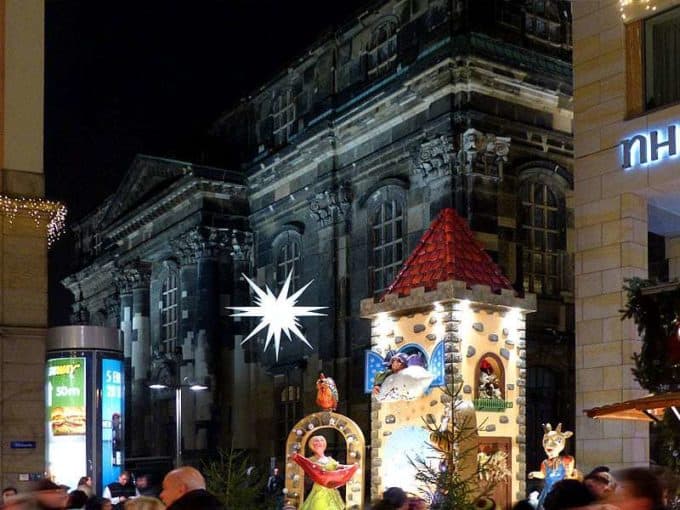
[116,261,151,457]
[574,192,648,469]
[176,227,229,452]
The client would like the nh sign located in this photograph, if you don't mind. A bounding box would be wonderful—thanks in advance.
[622,125,678,169]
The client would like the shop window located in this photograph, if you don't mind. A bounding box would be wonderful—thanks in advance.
[275,231,302,292]
[161,272,179,353]
[272,88,296,146]
[645,6,680,110]
[475,354,505,402]
[370,196,406,297]
[521,181,563,296]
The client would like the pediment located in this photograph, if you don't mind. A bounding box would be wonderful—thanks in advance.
[99,155,191,228]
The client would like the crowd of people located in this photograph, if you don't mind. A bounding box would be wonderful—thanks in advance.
[0,467,223,510]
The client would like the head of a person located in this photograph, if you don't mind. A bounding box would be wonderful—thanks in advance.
[33,479,69,510]
[2,487,17,503]
[160,467,206,507]
[382,487,408,509]
[68,490,89,509]
[612,468,664,510]
[389,354,408,373]
[85,496,112,510]
[123,496,165,510]
[135,475,149,489]
[118,471,131,486]
[272,467,279,477]
[308,435,327,457]
[543,479,594,510]
[77,477,92,488]
[511,500,535,510]
[584,469,617,500]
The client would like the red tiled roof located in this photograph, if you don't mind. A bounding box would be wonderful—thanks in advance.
[383,208,513,299]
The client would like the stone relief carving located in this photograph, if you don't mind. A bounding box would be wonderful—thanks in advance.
[308,183,352,226]
[171,227,231,263]
[456,128,511,180]
[114,260,152,292]
[412,136,455,179]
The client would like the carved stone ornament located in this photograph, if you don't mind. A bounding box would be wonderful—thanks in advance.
[114,260,152,292]
[308,183,352,226]
[455,128,511,180]
[412,136,455,179]
[229,229,254,261]
[172,227,231,263]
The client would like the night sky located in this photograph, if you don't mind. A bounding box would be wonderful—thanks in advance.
[45,0,368,324]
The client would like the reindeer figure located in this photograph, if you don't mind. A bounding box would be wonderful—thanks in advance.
[528,423,577,510]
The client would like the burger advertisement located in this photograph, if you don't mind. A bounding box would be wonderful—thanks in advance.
[46,357,86,436]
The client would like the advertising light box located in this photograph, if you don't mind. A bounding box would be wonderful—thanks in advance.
[46,357,87,489]
[101,358,123,487]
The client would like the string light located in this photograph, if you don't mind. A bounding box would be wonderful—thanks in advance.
[620,0,657,20]
[0,195,67,247]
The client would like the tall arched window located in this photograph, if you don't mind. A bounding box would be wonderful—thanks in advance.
[272,88,296,146]
[520,180,563,295]
[367,20,398,78]
[161,272,179,352]
[370,197,405,296]
[274,230,302,291]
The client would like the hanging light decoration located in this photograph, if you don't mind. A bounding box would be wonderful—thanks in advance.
[620,0,658,21]
[0,195,67,247]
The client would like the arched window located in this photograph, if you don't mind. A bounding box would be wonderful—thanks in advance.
[520,180,563,295]
[475,353,505,401]
[272,88,296,146]
[274,230,302,292]
[367,20,398,78]
[161,272,179,352]
[370,196,405,297]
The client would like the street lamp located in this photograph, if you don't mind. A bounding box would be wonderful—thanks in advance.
[149,376,208,467]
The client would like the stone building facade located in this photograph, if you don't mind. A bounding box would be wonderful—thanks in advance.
[573,0,680,469]
[65,0,574,475]
[0,0,56,489]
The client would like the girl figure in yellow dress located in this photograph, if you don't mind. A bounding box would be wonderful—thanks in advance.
[291,435,358,510]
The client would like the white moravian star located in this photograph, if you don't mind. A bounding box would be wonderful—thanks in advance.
[228,271,326,360]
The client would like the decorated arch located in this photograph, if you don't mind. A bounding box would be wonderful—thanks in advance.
[284,411,365,510]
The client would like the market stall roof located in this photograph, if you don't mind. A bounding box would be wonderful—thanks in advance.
[584,392,680,422]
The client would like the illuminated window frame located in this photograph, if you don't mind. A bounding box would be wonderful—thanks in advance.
[521,181,562,296]
[272,89,296,146]
[161,273,179,352]
[275,230,302,292]
[370,198,405,297]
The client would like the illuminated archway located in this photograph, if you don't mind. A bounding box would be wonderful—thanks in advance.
[284,411,365,510]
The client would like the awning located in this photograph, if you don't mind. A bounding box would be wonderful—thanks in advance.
[584,392,680,422]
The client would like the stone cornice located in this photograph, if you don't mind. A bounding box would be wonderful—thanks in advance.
[248,56,571,201]
[105,178,246,242]
[360,279,536,318]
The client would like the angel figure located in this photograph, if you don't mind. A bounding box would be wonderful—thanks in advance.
[372,351,434,402]
[291,435,358,510]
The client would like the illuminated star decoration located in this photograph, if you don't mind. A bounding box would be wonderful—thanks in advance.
[228,271,326,361]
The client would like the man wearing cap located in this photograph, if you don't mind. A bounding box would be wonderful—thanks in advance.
[372,353,409,395]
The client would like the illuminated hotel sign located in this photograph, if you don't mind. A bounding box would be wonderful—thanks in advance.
[622,125,677,169]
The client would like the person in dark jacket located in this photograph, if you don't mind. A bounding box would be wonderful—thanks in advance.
[160,467,223,510]
[103,472,136,510]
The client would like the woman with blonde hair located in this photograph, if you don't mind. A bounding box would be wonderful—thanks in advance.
[124,496,165,510]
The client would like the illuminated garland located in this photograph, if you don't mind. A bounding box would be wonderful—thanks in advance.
[620,0,657,20]
[0,194,67,247]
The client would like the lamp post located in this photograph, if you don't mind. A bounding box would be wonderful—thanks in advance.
[149,377,208,467]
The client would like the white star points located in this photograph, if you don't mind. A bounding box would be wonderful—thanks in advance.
[228,271,326,360]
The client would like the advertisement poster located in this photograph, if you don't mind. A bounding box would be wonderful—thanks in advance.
[46,357,87,488]
[101,358,123,488]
